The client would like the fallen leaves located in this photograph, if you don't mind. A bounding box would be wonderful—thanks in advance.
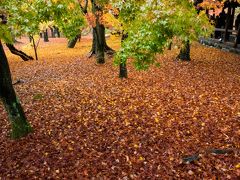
[0,36,239,178]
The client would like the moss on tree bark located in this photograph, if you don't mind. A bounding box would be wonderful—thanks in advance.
[0,41,32,139]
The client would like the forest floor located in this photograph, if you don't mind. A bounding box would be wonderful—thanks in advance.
[0,35,240,179]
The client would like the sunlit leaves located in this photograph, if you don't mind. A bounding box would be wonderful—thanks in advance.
[0,0,85,43]
[1,38,239,178]
[112,0,213,70]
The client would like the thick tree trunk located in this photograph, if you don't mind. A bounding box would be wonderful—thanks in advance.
[215,10,227,39]
[6,44,34,61]
[119,33,128,78]
[43,29,49,42]
[94,25,105,64]
[0,41,32,139]
[90,0,115,62]
[68,34,81,48]
[89,25,115,58]
[224,6,232,42]
[177,40,191,61]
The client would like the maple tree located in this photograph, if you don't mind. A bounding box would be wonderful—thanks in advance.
[3,0,85,56]
[77,0,115,62]
[0,0,33,138]
[0,0,85,138]
[111,0,213,78]
[0,40,33,139]
[0,0,240,177]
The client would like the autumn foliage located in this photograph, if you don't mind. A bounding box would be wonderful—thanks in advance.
[0,36,239,178]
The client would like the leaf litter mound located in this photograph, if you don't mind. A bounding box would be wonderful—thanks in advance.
[0,37,239,179]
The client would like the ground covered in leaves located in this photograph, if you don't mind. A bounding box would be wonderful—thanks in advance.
[0,36,240,179]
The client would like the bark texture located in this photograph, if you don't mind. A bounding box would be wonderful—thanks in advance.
[43,30,49,42]
[68,34,81,48]
[89,25,115,58]
[0,41,32,139]
[177,40,191,61]
[119,33,128,78]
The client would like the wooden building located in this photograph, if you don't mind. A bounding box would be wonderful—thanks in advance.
[196,0,240,48]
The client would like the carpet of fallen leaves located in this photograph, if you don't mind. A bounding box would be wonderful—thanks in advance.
[0,35,240,179]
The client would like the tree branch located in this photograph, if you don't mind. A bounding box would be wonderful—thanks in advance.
[78,0,88,14]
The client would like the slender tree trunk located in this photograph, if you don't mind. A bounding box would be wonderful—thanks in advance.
[119,63,127,79]
[31,36,38,60]
[0,41,32,139]
[177,40,191,61]
[50,27,55,38]
[168,41,172,50]
[119,33,128,78]
[6,44,34,61]
[68,34,81,48]
[43,29,49,42]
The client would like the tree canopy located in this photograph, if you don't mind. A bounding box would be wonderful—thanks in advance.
[0,0,85,43]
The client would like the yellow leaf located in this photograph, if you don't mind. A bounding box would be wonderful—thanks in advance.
[133,144,139,148]
[236,163,240,169]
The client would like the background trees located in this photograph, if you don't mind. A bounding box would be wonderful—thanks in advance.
[112,0,213,77]
[0,0,33,138]
[0,0,221,139]
[0,0,85,138]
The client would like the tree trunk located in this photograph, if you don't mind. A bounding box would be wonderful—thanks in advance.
[50,27,55,38]
[119,63,127,79]
[43,29,49,42]
[168,41,172,50]
[54,27,60,38]
[94,25,105,64]
[89,25,115,57]
[177,40,191,61]
[90,0,115,62]
[88,29,97,57]
[68,34,81,48]
[31,36,38,60]
[0,41,32,139]
[119,33,128,78]
[6,44,34,61]
[224,6,232,42]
